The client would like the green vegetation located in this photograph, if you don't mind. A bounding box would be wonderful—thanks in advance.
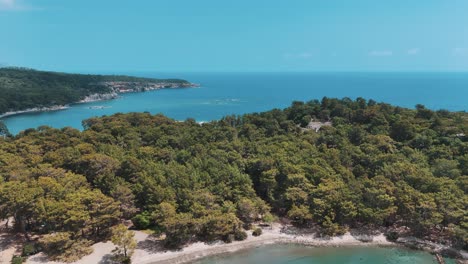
[111,224,137,264]
[11,255,25,264]
[21,242,40,257]
[39,233,94,262]
[0,67,191,114]
[234,229,248,241]
[0,120,10,137]
[0,98,467,261]
[252,228,263,237]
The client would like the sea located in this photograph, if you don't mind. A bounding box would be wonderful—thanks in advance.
[2,72,468,135]
[191,244,457,264]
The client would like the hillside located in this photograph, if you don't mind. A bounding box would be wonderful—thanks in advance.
[0,67,194,115]
[0,98,467,262]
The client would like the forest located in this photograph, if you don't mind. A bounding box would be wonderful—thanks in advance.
[0,67,190,114]
[0,97,467,262]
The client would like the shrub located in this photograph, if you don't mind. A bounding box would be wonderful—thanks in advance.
[39,233,93,263]
[132,212,152,230]
[11,256,25,264]
[234,230,248,241]
[243,223,253,230]
[61,239,94,263]
[39,232,73,257]
[385,231,399,242]
[252,228,262,237]
[321,219,347,236]
[223,234,235,243]
[22,242,39,257]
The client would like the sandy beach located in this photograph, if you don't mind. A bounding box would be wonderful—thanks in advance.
[133,224,395,264]
[0,221,464,264]
[22,223,396,264]
[0,232,20,264]
[0,219,22,264]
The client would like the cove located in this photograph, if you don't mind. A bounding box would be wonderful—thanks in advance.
[192,244,456,264]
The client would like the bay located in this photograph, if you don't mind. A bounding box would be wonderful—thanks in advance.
[192,244,456,264]
[3,72,468,135]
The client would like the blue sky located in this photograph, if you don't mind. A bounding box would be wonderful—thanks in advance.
[1,0,467,72]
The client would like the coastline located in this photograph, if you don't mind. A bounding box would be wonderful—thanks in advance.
[135,227,395,264]
[0,106,70,119]
[77,92,120,103]
[0,83,199,120]
[23,223,467,264]
[135,224,468,264]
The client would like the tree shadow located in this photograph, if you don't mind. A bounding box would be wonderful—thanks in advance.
[0,230,23,256]
[137,237,170,254]
[98,253,116,264]
[27,254,50,263]
[349,226,381,242]
[0,233,11,251]
[279,225,334,240]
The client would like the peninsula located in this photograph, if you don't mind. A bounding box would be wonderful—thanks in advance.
[0,98,466,264]
[0,67,197,117]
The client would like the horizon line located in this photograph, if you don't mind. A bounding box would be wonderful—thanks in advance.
[3,66,468,75]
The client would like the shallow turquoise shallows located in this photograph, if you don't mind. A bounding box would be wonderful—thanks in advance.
[192,245,456,264]
[3,72,468,134]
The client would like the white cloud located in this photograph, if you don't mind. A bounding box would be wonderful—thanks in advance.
[0,0,33,11]
[0,0,14,6]
[0,0,16,9]
[407,48,420,55]
[369,50,393,57]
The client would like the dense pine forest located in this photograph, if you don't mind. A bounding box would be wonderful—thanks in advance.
[0,98,467,261]
[0,67,191,114]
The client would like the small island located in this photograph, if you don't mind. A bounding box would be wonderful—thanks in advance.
[0,67,197,118]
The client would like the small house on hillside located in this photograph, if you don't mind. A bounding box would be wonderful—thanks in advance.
[306,119,332,132]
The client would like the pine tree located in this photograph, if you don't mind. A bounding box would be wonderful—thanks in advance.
[111,224,137,263]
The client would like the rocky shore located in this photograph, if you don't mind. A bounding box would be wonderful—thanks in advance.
[396,236,468,261]
[78,80,198,103]
[78,92,119,103]
[97,81,198,94]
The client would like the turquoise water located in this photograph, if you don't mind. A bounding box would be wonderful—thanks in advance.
[192,245,456,264]
[3,72,468,134]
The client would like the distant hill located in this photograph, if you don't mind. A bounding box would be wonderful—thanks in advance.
[0,67,193,115]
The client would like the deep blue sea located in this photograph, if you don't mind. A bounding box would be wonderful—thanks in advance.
[3,72,468,134]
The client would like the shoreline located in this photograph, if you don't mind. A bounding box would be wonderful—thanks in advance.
[19,223,468,264]
[152,242,414,264]
[77,92,120,103]
[133,224,466,264]
[0,106,70,119]
[140,235,394,264]
[0,84,199,120]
